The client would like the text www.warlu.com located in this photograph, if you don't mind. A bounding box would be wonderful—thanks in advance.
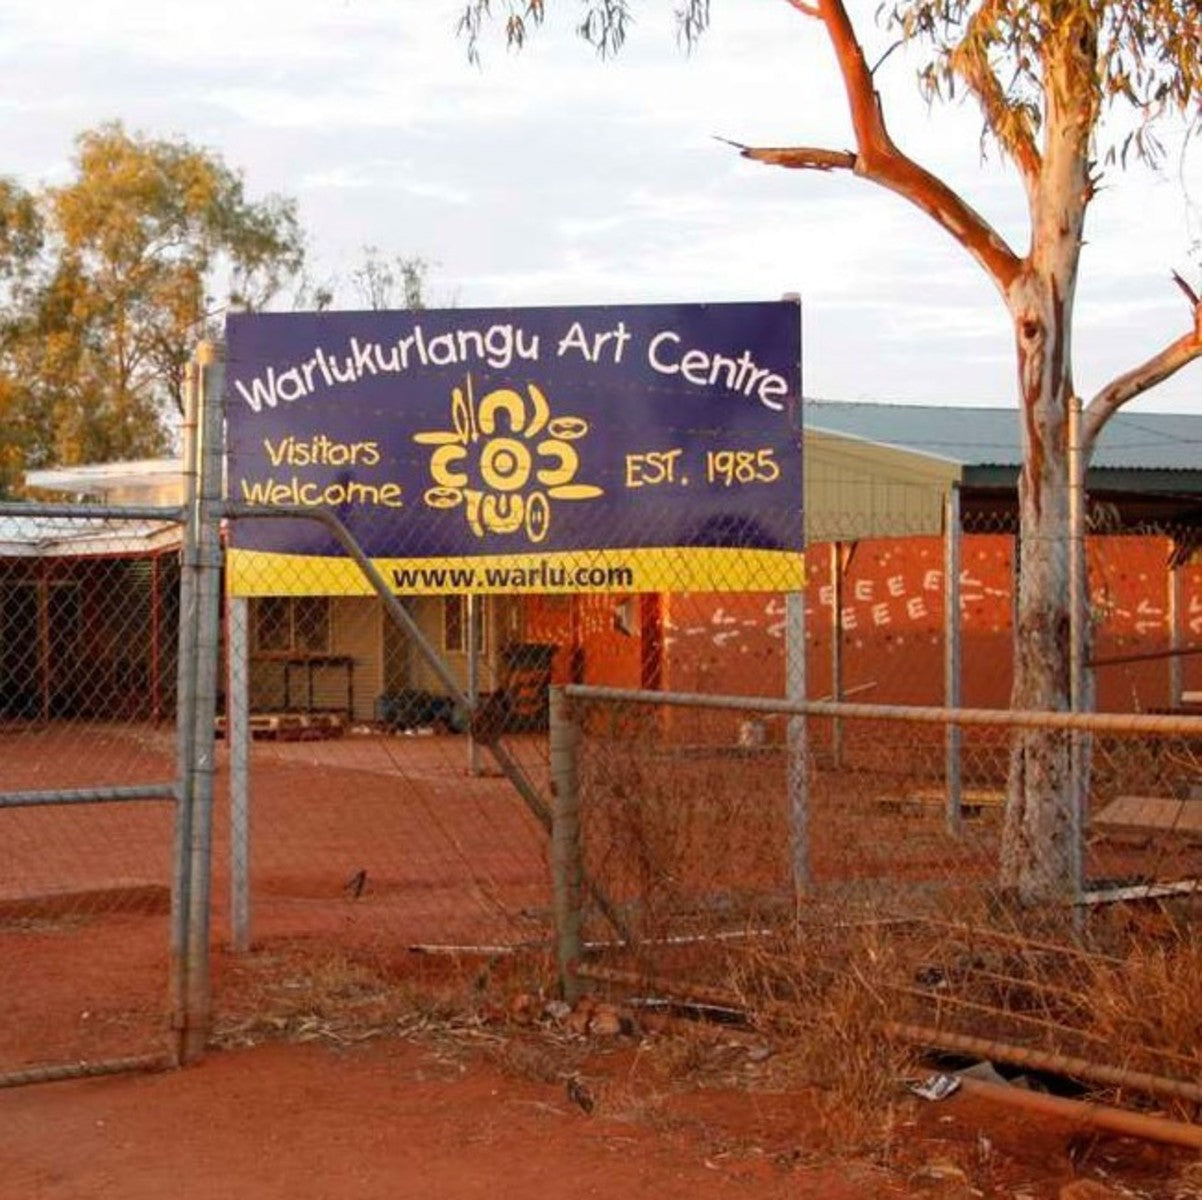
[390,562,635,591]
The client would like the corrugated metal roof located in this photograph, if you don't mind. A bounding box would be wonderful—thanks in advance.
[25,459,184,495]
[806,401,1202,473]
[0,516,180,558]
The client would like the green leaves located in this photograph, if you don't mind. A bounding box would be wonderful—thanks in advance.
[457,0,710,60]
[0,123,306,495]
[885,0,1200,172]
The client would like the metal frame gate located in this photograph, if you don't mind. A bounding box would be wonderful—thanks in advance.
[0,352,220,1082]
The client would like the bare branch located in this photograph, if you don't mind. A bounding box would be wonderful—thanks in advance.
[790,0,1023,294]
[869,38,905,77]
[737,144,857,172]
[1172,269,1200,308]
[1081,300,1202,454]
[783,0,821,17]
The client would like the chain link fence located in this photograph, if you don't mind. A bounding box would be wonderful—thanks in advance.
[555,687,1202,1108]
[3,324,1200,1115]
[4,486,1200,1082]
[3,485,1199,1083]
[216,551,555,957]
[0,509,182,1081]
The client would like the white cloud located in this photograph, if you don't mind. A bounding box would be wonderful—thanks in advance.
[0,0,1197,409]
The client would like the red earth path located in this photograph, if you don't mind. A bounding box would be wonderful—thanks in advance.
[1,1037,897,1200]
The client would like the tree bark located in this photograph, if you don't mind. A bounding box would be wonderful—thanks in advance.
[738,0,1202,901]
[1001,379,1075,901]
[998,16,1094,902]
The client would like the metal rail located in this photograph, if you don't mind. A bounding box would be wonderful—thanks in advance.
[0,502,183,522]
[574,963,1202,1108]
[0,785,175,809]
[0,1054,172,1090]
[563,684,1202,736]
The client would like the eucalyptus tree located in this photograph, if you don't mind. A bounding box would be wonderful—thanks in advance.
[1,122,306,477]
[459,0,1202,902]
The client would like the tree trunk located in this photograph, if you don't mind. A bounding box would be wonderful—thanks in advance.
[999,275,1079,905]
[996,16,1097,905]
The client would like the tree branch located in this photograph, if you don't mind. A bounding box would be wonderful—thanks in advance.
[950,5,1041,188]
[1081,295,1202,455]
[1172,270,1200,308]
[739,0,1022,295]
[727,139,856,172]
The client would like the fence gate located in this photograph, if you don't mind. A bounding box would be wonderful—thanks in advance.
[215,505,558,1002]
[0,503,187,1084]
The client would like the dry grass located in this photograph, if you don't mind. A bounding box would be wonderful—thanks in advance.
[715,927,919,1152]
[205,705,1202,1159]
[571,698,1202,1133]
[1080,920,1202,1114]
[211,942,506,1049]
[200,922,1202,1200]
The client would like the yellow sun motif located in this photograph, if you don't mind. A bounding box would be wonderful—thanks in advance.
[413,375,603,543]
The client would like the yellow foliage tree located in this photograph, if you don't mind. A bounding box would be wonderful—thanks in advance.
[0,123,305,491]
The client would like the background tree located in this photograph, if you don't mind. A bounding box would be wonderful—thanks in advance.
[460,0,1202,902]
[350,246,430,311]
[0,179,44,494]
[0,122,306,490]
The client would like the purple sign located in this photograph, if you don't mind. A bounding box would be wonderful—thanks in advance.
[225,301,802,595]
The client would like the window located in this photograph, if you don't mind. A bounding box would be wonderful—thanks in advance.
[442,596,486,654]
[293,596,330,652]
[254,596,331,654]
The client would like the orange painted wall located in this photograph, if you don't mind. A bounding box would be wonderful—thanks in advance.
[550,534,1202,716]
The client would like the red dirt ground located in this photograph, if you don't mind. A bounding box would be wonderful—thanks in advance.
[2,1031,1197,1200]
[4,722,1201,1198]
[0,1038,883,1200]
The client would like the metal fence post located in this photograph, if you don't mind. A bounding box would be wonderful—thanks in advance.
[227,595,251,954]
[466,594,481,777]
[830,541,843,769]
[170,360,201,1062]
[549,686,583,1001]
[182,341,225,1061]
[1169,555,1184,708]
[783,290,809,906]
[1067,393,1085,906]
[786,591,809,902]
[944,487,963,834]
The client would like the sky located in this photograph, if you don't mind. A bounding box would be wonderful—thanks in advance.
[1,0,1200,412]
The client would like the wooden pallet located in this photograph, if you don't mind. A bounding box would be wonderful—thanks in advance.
[877,786,1005,818]
[1091,794,1202,842]
[215,711,346,741]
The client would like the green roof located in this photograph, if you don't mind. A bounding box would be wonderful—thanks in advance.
[806,401,1202,476]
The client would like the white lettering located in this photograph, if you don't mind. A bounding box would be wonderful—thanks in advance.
[274,368,307,402]
[350,337,378,376]
[557,321,593,360]
[426,332,458,366]
[647,329,788,411]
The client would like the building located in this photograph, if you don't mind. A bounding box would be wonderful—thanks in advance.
[10,402,1202,728]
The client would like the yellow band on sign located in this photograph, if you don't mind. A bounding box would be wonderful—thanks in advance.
[226,546,807,597]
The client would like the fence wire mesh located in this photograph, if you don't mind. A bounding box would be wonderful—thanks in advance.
[6,438,1202,1101]
[566,689,1202,1110]
[0,510,181,1078]
[212,522,556,1036]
